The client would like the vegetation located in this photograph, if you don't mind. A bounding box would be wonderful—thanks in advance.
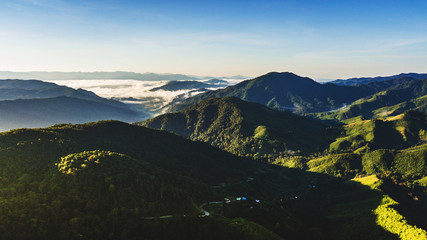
[327,111,427,153]
[166,72,387,114]
[139,97,337,159]
[1,72,427,239]
[311,78,427,121]
[374,196,427,240]
[352,176,427,240]
[1,120,423,239]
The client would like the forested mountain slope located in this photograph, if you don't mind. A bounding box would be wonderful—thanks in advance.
[313,78,427,121]
[140,97,336,158]
[166,72,391,114]
[1,121,424,239]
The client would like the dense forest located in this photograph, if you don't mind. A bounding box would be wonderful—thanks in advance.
[0,120,425,239]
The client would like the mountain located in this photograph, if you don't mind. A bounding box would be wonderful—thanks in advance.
[0,79,143,131]
[0,96,141,131]
[139,97,339,158]
[205,78,230,84]
[330,73,427,86]
[0,71,248,81]
[327,110,427,153]
[1,120,424,239]
[0,121,270,239]
[312,78,427,121]
[150,80,227,91]
[0,71,201,81]
[165,72,387,114]
[0,79,127,108]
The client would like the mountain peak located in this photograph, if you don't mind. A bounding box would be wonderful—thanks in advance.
[263,71,302,78]
[256,72,317,84]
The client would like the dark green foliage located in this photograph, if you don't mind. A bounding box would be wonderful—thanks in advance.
[0,121,253,185]
[140,97,335,158]
[362,149,395,175]
[328,111,427,153]
[0,120,414,240]
[394,146,427,178]
[307,153,362,177]
[371,120,406,149]
[0,122,289,239]
[0,150,211,239]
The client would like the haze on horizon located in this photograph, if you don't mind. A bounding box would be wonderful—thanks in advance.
[1,0,427,79]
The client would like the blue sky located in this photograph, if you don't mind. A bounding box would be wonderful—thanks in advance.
[1,0,427,79]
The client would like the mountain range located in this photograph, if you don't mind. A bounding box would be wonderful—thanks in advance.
[312,78,427,121]
[0,71,426,239]
[0,71,250,81]
[165,72,416,114]
[0,79,140,131]
[330,73,427,86]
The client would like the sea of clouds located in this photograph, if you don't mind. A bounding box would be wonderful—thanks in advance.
[45,78,245,118]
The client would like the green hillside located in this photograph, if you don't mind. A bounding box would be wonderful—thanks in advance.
[280,143,427,181]
[327,111,427,153]
[312,79,427,121]
[0,121,282,239]
[139,97,336,158]
[1,121,423,239]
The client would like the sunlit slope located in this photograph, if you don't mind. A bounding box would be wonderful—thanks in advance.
[312,79,427,121]
[328,111,427,153]
[0,121,418,239]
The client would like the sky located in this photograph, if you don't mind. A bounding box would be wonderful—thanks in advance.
[1,0,427,79]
